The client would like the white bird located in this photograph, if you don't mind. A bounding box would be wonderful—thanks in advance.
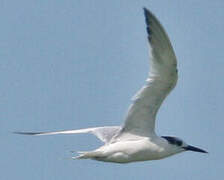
[15,8,207,163]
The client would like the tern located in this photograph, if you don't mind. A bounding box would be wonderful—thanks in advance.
[15,8,207,163]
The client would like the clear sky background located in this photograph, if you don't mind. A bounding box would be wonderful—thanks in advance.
[1,0,224,179]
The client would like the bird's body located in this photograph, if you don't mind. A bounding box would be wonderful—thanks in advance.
[78,135,183,163]
[15,8,207,163]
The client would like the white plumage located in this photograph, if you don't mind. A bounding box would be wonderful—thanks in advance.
[15,8,207,163]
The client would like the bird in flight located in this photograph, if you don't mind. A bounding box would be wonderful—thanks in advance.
[15,7,207,163]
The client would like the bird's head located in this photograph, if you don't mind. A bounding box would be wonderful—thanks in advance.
[162,136,208,154]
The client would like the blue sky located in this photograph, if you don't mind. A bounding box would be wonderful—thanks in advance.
[1,0,224,179]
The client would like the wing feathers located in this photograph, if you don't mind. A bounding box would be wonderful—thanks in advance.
[14,128,93,136]
[121,8,177,136]
[14,126,121,143]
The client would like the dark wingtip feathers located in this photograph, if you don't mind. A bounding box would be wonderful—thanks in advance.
[13,131,41,135]
[143,7,149,25]
[143,7,152,41]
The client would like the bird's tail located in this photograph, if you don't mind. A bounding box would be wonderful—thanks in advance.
[72,151,103,160]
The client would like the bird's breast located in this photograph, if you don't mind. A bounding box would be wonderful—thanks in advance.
[97,138,171,163]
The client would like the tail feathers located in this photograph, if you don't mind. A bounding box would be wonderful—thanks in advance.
[72,151,103,160]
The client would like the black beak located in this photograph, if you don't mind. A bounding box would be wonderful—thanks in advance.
[183,145,208,153]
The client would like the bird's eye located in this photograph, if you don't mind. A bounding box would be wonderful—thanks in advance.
[162,136,183,146]
[175,140,183,146]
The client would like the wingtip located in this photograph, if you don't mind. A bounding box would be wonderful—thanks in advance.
[13,131,41,135]
[142,7,152,40]
[143,7,151,17]
[143,7,148,12]
[143,7,147,18]
[142,7,155,20]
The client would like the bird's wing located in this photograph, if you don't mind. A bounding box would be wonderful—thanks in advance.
[121,8,177,137]
[14,126,121,143]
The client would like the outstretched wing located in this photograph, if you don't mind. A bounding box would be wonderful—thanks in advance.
[121,8,178,136]
[14,126,121,143]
